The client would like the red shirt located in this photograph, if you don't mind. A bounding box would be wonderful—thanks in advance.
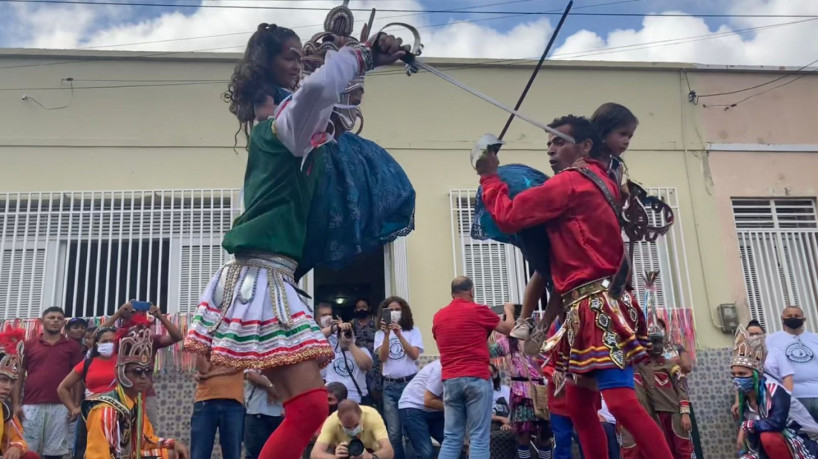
[22,335,83,404]
[480,160,623,293]
[432,298,500,381]
[72,356,117,395]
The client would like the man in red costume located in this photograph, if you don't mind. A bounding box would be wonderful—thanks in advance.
[476,115,672,459]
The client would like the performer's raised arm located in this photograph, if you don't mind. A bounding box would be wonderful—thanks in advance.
[275,46,369,157]
[276,35,405,158]
[479,172,571,233]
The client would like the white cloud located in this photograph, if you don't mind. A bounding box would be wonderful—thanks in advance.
[3,0,817,67]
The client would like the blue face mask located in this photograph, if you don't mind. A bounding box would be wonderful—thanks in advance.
[733,376,755,393]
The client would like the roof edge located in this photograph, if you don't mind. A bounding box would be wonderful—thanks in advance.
[0,48,815,74]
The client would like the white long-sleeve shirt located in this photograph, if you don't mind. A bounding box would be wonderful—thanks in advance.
[274,47,363,158]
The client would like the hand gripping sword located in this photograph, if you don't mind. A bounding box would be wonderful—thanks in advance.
[375,18,575,144]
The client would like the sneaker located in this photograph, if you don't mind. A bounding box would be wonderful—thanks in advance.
[510,318,533,340]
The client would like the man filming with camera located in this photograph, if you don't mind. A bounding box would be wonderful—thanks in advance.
[316,303,374,404]
[311,400,394,459]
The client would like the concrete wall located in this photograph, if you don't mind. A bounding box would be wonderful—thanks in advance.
[688,70,818,327]
[5,49,813,351]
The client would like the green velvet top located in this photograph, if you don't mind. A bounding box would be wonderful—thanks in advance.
[222,119,325,260]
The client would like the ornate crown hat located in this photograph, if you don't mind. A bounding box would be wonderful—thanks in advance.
[0,328,26,380]
[302,0,365,93]
[116,323,154,388]
[731,324,766,373]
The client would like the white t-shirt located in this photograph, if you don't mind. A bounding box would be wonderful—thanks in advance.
[598,397,616,424]
[492,385,511,418]
[398,360,443,411]
[764,348,795,383]
[766,330,818,398]
[375,327,424,379]
[324,334,372,403]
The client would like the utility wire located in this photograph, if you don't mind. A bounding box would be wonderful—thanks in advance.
[0,0,816,17]
[702,70,815,110]
[695,57,818,98]
[75,0,635,50]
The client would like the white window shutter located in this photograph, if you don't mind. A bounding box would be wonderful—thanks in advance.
[0,248,46,320]
[733,198,818,332]
[178,244,227,314]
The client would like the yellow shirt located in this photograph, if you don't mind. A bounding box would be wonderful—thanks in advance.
[0,411,27,454]
[316,406,389,451]
[85,388,172,459]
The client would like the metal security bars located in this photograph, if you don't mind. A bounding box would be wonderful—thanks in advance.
[449,187,692,313]
[0,190,241,319]
[449,190,527,308]
[733,198,818,332]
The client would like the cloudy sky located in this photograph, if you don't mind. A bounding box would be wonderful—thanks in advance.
[0,0,816,67]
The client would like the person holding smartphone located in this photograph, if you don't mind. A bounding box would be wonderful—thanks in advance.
[100,300,184,426]
[375,297,423,459]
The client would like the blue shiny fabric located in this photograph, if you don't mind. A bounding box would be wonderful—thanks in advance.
[472,164,553,280]
[295,132,415,280]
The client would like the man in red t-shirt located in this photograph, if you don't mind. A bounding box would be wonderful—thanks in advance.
[12,306,83,459]
[432,276,514,459]
[477,115,671,459]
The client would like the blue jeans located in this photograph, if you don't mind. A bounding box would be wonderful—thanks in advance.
[383,380,410,459]
[550,413,583,459]
[601,421,619,459]
[399,408,444,459]
[439,377,493,459]
[243,413,283,459]
[190,399,245,459]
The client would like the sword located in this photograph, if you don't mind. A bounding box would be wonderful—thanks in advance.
[498,1,573,141]
[376,22,574,144]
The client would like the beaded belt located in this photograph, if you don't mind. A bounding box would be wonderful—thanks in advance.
[561,277,611,310]
[208,252,301,333]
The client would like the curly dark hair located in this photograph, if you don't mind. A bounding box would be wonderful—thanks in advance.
[548,115,603,159]
[378,296,414,331]
[223,23,299,147]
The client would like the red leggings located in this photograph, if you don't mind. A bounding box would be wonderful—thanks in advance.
[760,432,794,458]
[566,385,673,459]
[622,412,692,459]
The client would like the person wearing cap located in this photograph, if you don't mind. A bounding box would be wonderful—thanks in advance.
[0,327,40,459]
[83,324,189,459]
[65,318,89,355]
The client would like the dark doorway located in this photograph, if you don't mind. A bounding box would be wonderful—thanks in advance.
[314,249,385,321]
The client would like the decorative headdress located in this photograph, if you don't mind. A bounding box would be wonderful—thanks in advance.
[0,328,26,380]
[116,324,153,388]
[731,324,766,373]
[302,0,367,133]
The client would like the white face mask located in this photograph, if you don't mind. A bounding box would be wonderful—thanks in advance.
[97,342,115,358]
[391,310,402,323]
[319,316,333,328]
[343,425,363,437]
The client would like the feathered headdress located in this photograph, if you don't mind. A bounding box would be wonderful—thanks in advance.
[116,323,153,388]
[731,324,766,373]
[0,328,26,380]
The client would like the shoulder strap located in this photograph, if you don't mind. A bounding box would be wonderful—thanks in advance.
[342,351,365,399]
[567,166,631,299]
[570,167,623,226]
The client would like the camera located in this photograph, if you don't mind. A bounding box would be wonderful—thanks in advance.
[346,438,365,458]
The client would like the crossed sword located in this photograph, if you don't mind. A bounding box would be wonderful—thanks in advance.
[375,1,575,144]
